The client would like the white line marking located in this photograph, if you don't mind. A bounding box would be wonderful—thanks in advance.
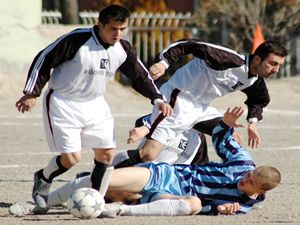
[0,162,93,169]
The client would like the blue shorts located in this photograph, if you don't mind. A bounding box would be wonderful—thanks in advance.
[137,162,189,203]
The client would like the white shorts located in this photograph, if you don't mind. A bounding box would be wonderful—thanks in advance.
[137,129,201,165]
[43,90,116,153]
[149,83,222,145]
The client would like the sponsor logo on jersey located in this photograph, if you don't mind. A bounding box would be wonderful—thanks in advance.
[217,81,244,92]
[100,59,109,69]
[178,139,188,150]
[231,81,244,90]
[84,69,105,76]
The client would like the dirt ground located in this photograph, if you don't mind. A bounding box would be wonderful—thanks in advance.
[0,75,300,225]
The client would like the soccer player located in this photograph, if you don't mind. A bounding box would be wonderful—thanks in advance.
[14,4,172,210]
[122,39,287,168]
[9,106,281,216]
[113,113,209,167]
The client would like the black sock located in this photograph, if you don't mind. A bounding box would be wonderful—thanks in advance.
[38,156,69,183]
[91,159,108,191]
[114,149,143,168]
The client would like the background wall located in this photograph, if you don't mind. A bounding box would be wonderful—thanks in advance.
[0,0,49,76]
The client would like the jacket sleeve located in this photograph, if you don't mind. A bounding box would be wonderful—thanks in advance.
[159,39,245,70]
[212,121,253,163]
[23,29,90,97]
[241,77,270,121]
[119,40,164,103]
[135,114,152,129]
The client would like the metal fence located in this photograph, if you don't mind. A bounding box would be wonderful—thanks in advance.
[42,10,299,78]
[42,10,193,67]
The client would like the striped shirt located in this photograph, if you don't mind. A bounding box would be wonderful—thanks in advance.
[139,121,264,214]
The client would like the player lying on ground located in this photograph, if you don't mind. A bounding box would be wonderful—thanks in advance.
[10,106,281,216]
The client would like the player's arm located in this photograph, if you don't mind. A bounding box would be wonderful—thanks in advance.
[17,30,94,113]
[119,40,172,117]
[23,32,88,97]
[212,107,250,162]
[241,77,270,148]
[128,114,152,144]
[150,39,245,80]
[200,200,252,215]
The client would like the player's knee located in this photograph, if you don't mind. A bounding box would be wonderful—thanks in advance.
[139,141,163,162]
[94,149,115,164]
[139,149,157,162]
[61,152,81,168]
[186,196,202,215]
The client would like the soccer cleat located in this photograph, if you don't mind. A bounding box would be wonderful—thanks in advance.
[98,202,122,218]
[9,201,36,217]
[32,169,51,208]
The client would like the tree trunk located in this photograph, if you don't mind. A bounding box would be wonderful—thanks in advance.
[60,0,79,24]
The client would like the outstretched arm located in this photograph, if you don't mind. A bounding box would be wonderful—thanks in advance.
[222,106,245,128]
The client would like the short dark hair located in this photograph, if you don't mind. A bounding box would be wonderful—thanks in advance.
[98,4,130,25]
[253,40,288,61]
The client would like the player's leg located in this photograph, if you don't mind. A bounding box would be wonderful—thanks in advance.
[33,90,82,208]
[91,148,114,195]
[80,96,116,195]
[191,132,209,165]
[33,152,80,207]
[44,166,150,208]
[104,194,201,217]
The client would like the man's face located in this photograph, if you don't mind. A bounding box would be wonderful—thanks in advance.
[237,171,264,196]
[98,18,128,45]
[255,53,285,78]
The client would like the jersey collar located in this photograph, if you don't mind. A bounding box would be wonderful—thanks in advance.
[91,25,111,49]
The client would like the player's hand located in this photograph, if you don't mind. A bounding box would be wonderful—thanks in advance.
[217,202,241,215]
[156,102,173,117]
[248,123,260,149]
[222,107,245,128]
[149,62,166,80]
[127,127,149,144]
[15,94,37,113]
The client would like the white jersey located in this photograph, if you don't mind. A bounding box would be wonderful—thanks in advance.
[159,39,270,121]
[23,26,163,103]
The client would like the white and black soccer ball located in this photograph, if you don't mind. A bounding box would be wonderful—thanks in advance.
[67,187,105,219]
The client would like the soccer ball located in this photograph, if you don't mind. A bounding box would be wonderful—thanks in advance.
[67,188,105,219]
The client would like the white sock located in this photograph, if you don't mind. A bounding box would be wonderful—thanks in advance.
[99,166,114,196]
[43,156,59,180]
[120,199,192,216]
[47,176,91,207]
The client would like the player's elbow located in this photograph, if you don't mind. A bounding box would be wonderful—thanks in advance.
[186,196,202,215]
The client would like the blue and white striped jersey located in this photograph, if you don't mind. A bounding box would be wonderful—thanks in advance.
[139,121,264,214]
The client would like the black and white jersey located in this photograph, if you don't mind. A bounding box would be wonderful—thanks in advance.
[23,25,162,102]
[159,39,270,121]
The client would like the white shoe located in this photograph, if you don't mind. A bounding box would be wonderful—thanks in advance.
[99,202,122,218]
[9,201,36,217]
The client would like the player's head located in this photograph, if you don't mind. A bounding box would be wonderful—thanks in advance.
[237,166,281,196]
[252,40,288,78]
[97,5,130,44]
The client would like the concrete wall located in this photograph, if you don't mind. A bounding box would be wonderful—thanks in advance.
[0,0,48,76]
